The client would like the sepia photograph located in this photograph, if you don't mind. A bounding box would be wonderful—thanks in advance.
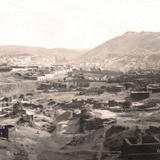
[0,0,160,159]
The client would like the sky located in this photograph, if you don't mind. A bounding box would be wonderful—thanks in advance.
[0,0,160,49]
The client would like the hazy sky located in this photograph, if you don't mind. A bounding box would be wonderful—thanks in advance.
[0,0,160,48]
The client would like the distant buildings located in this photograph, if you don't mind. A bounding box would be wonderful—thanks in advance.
[0,64,12,72]
[65,72,90,88]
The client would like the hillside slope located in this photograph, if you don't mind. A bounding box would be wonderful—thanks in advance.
[80,31,160,71]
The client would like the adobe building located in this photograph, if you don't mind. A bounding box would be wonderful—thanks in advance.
[130,91,150,101]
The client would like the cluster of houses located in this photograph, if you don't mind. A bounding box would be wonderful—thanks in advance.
[129,83,160,101]
[13,65,72,81]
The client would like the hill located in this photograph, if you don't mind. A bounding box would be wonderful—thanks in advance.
[79,31,160,71]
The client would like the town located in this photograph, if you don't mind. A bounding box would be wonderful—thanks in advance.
[0,63,160,160]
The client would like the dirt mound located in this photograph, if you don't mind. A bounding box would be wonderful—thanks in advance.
[105,125,128,137]
[104,126,135,151]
